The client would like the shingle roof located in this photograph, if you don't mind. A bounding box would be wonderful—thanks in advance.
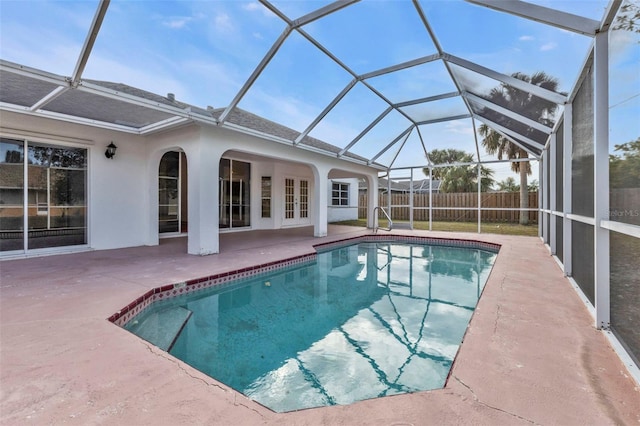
[359,177,440,192]
[82,79,367,162]
[208,107,367,162]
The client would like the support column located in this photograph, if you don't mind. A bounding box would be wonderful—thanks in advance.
[563,105,573,276]
[477,163,481,233]
[542,155,549,244]
[409,168,414,228]
[538,161,543,238]
[429,167,433,231]
[187,141,221,255]
[386,170,391,222]
[594,31,610,329]
[550,134,557,254]
[367,173,379,229]
[311,164,329,237]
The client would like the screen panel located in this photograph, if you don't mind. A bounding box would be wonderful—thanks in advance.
[609,1,640,227]
[571,60,594,218]
[610,231,640,365]
[571,220,594,304]
[556,215,563,262]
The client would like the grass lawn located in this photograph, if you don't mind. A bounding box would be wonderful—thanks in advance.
[332,219,539,237]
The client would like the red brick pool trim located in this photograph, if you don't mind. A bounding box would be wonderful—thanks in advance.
[108,235,500,327]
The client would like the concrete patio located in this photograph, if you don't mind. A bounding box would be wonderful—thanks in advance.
[1,225,638,425]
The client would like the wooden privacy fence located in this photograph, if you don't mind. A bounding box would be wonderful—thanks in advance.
[358,192,539,223]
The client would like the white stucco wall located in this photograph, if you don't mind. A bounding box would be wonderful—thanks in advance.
[1,112,150,251]
[1,111,380,256]
[327,178,359,222]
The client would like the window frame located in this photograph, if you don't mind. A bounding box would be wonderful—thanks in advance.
[331,182,350,207]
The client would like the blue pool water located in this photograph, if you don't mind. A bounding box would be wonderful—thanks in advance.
[125,242,497,412]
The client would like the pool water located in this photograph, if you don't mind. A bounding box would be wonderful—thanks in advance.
[125,242,497,412]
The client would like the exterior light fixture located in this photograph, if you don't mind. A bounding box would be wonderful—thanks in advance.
[105,142,117,159]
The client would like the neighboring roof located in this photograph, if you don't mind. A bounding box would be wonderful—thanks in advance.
[359,177,441,192]
[411,179,441,192]
[0,164,47,189]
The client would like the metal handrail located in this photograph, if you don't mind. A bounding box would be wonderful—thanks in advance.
[373,206,393,233]
[376,247,393,270]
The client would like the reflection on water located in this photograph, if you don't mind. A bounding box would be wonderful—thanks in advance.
[139,243,496,412]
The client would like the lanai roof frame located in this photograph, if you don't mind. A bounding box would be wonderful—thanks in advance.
[0,0,612,170]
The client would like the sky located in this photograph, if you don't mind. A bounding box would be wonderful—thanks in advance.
[1,0,637,184]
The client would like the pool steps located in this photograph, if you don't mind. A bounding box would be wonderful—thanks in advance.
[125,306,192,351]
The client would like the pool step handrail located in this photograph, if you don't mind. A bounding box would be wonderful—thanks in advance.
[376,246,393,270]
[373,206,393,233]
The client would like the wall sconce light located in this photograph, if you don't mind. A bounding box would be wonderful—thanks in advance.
[105,142,117,159]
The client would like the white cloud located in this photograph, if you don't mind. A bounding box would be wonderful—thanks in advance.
[540,42,557,51]
[519,35,535,41]
[83,55,191,102]
[610,28,639,60]
[162,17,192,29]
[252,32,263,40]
[242,2,276,18]
[445,120,474,135]
[215,12,234,33]
[177,59,242,107]
[0,21,80,75]
[243,3,260,12]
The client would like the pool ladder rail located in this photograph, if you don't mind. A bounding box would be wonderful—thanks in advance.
[373,206,393,233]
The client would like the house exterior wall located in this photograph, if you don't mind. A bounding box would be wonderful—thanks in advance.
[1,112,150,252]
[327,178,359,222]
[1,111,379,256]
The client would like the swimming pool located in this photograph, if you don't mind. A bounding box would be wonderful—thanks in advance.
[117,238,498,412]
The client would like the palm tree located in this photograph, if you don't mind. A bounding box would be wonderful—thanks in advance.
[497,177,519,192]
[423,148,494,193]
[478,71,560,225]
[439,164,494,193]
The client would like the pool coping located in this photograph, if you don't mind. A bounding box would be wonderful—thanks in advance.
[108,234,501,328]
[3,227,639,425]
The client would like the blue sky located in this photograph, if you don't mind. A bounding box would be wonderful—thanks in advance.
[1,0,637,183]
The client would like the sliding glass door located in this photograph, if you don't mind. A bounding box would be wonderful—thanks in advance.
[1,138,87,252]
[0,139,24,251]
[219,158,250,229]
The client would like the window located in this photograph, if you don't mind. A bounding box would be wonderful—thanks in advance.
[332,182,349,206]
[261,176,271,218]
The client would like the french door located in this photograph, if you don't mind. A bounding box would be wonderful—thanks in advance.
[283,177,309,226]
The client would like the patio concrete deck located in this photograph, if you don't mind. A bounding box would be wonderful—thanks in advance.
[1,225,638,425]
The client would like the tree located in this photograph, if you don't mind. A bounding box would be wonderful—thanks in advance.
[423,148,494,193]
[497,177,519,192]
[610,137,640,189]
[612,1,640,34]
[478,71,560,224]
